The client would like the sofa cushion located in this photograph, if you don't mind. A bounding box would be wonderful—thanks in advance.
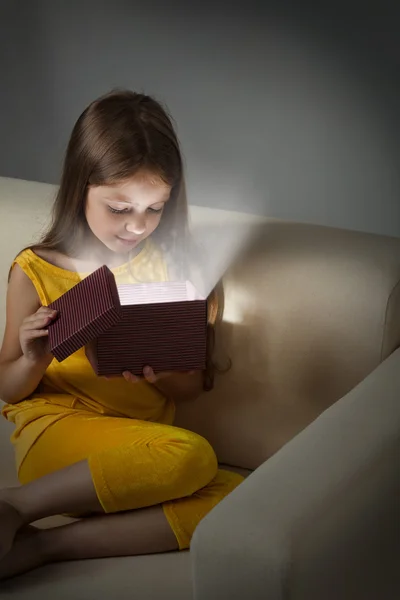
[1,550,193,600]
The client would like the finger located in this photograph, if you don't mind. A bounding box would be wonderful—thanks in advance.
[23,329,49,339]
[23,314,55,328]
[24,308,57,322]
[122,371,140,383]
[145,368,174,383]
[37,307,58,316]
[23,313,56,324]
[143,366,158,383]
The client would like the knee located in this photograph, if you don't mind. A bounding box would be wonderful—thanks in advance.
[169,430,218,497]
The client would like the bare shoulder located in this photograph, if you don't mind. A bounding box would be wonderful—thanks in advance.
[7,263,42,318]
[34,247,91,272]
[8,262,40,301]
[33,247,72,270]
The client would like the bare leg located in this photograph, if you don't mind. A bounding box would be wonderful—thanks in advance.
[0,460,102,560]
[0,525,45,580]
[0,500,24,559]
[0,505,178,580]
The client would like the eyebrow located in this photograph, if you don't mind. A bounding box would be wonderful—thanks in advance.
[103,195,169,206]
[103,196,132,205]
[110,193,132,202]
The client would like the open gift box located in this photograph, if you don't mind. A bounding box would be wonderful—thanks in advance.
[47,266,207,376]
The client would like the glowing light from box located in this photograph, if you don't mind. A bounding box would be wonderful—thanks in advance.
[67,208,262,308]
[117,281,204,305]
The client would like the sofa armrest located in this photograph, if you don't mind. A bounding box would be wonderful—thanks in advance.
[191,348,400,600]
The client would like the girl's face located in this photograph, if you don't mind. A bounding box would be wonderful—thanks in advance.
[85,171,171,254]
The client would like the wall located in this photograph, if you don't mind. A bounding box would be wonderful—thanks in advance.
[0,0,399,237]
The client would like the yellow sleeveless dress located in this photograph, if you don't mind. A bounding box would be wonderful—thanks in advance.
[2,241,175,471]
[1,241,243,549]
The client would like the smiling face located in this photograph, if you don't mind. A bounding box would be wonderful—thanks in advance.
[85,170,172,255]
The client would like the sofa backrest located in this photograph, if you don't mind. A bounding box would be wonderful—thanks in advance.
[175,217,400,470]
[1,177,400,474]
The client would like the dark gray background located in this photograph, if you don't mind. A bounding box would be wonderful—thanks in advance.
[1,1,399,237]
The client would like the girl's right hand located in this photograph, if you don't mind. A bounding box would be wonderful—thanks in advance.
[19,306,58,364]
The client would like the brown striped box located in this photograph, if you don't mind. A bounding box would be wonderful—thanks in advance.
[48,266,122,362]
[48,268,207,376]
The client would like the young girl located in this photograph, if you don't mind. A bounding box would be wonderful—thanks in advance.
[0,90,243,580]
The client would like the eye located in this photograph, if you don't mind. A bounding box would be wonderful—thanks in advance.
[147,207,164,214]
[108,206,129,215]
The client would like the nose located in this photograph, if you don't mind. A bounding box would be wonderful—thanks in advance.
[125,214,146,235]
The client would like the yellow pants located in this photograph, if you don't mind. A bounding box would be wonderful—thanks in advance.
[18,412,244,550]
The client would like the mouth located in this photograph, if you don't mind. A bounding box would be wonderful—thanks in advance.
[116,236,139,247]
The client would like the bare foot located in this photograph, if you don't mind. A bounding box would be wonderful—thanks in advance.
[0,525,47,581]
[0,498,24,560]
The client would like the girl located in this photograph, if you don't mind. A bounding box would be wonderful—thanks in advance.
[0,90,243,580]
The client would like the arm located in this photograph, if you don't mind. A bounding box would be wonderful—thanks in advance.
[0,265,52,405]
[191,349,400,600]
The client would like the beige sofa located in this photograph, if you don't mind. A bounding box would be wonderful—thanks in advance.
[0,176,399,599]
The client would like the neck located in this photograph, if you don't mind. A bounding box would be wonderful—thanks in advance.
[76,238,145,270]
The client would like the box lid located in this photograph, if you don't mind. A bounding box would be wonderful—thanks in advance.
[48,265,122,362]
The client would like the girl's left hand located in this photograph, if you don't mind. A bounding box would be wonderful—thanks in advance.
[122,366,195,384]
[104,367,202,402]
